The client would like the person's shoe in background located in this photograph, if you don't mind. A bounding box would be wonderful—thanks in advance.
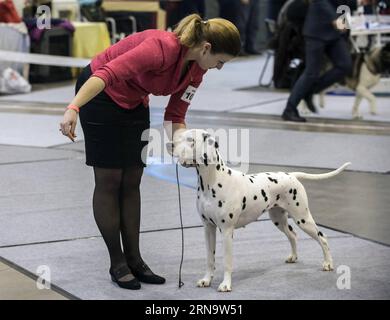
[282,108,307,122]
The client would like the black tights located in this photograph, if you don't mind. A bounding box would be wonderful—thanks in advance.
[92,166,144,272]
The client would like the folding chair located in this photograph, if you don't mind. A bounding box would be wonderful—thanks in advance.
[259,18,276,87]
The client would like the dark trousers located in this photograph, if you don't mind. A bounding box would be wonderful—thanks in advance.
[287,36,352,109]
[218,0,260,51]
[236,0,260,51]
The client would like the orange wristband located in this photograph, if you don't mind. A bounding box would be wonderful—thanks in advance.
[67,104,80,113]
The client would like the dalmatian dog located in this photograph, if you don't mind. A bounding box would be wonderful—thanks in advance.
[173,129,351,292]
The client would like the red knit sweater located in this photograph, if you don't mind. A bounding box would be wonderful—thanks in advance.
[91,29,207,124]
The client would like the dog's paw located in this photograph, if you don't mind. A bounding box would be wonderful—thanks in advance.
[197,277,212,288]
[285,254,298,263]
[322,261,334,271]
[217,281,232,292]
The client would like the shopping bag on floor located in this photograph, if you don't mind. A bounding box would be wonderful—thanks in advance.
[0,68,31,94]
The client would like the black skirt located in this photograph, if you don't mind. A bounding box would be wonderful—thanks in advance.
[76,65,150,168]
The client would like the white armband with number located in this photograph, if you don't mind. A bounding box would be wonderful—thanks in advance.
[181,85,197,103]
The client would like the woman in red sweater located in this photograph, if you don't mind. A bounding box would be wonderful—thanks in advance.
[60,14,241,290]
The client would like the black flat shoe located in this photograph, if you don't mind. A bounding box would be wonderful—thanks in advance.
[282,108,307,122]
[109,265,141,290]
[129,261,166,285]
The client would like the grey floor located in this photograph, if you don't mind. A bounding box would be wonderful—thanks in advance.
[0,55,389,300]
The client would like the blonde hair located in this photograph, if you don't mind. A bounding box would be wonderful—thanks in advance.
[173,14,241,57]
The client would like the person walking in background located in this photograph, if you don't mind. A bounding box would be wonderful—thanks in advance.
[218,0,262,55]
[282,0,372,122]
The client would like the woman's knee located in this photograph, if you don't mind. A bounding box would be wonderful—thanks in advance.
[122,166,144,190]
[93,167,123,192]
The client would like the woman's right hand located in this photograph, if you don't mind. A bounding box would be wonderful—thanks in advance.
[60,109,78,142]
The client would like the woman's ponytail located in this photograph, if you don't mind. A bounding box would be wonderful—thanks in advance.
[173,14,241,57]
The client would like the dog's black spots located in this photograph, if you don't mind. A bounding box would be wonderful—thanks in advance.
[209,218,216,226]
[222,168,225,171]
[293,196,296,201]
[216,154,220,162]
[203,154,208,166]
[289,189,292,194]
[229,213,233,219]
[254,195,257,200]
[216,164,221,171]
[265,197,268,202]
[203,134,208,142]
[213,250,215,255]
[242,204,246,210]
[296,202,300,206]
[201,214,206,220]
[200,176,204,191]
[197,196,199,199]
[273,204,278,207]
[297,221,300,225]
[197,187,200,191]
[288,225,293,232]
[221,219,225,223]
[218,183,222,188]
[243,197,246,203]
[276,194,280,201]
[261,189,266,197]
[318,231,324,237]
[212,188,216,194]
[228,169,232,175]
[249,178,254,183]
[268,177,278,184]
[242,173,245,177]
[262,209,266,213]
[301,219,305,224]
[218,201,223,207]
[293,189,297,195]
[274,222,279,226]
[215,141,219,149]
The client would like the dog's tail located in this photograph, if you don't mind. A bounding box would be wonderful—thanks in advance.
[290,162,351,181]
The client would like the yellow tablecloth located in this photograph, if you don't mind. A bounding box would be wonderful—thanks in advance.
[72,21,111,76]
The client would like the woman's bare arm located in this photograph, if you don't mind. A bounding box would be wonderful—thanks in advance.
[70,76,106,108]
